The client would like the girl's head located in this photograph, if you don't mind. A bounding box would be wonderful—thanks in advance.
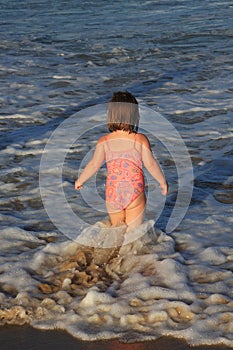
[107,91,140,133]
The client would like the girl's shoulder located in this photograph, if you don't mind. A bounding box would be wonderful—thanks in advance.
[137,133,151,149]
[97,134,108,146]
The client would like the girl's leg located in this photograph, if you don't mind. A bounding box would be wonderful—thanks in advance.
[106,202,125,226]
[125,192,146,231]
[106,203,126,247]
[106,191,146,230]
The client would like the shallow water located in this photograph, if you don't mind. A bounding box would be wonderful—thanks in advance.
[0,0,233,347]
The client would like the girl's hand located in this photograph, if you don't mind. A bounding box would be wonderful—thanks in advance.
[75,179,83,190]
[159,182,168,196]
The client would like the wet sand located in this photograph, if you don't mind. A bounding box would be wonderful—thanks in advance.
[0,326,231,350]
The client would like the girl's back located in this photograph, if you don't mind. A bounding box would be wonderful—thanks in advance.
[103,131,143,168]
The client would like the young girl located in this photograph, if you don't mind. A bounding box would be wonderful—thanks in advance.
[75,91,168,232]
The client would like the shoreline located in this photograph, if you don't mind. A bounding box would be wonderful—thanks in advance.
[0,325,232,350]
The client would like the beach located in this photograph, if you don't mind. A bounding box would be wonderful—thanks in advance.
[0,326,232,350]
[1,0,233,348]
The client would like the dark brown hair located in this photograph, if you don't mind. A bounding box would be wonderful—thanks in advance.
[107,91,140,133]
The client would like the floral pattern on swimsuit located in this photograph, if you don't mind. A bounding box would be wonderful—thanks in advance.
[105,148,145,211]
[106,159,144,211]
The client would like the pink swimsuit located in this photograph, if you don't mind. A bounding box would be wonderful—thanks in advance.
[105,134,145,211]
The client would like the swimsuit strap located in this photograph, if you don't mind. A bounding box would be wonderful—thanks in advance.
[105,135,111,150]
[133,133,138,149]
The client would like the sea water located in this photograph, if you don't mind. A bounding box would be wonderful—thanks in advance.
[0,0,233,347]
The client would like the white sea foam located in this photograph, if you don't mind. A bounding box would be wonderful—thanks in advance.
[0,105,232,345]
[0,222,232,346]
[1,0,233,346]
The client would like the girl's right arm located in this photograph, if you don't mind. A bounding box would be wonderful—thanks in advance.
[75,137,105,190]
[140,134,168,196]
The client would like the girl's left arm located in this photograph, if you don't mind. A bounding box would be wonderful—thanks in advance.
[75,138,105,190]
[140,134,168,196]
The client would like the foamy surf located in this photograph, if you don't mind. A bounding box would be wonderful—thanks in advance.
[0,221,232,347]
[1,1,233,347]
